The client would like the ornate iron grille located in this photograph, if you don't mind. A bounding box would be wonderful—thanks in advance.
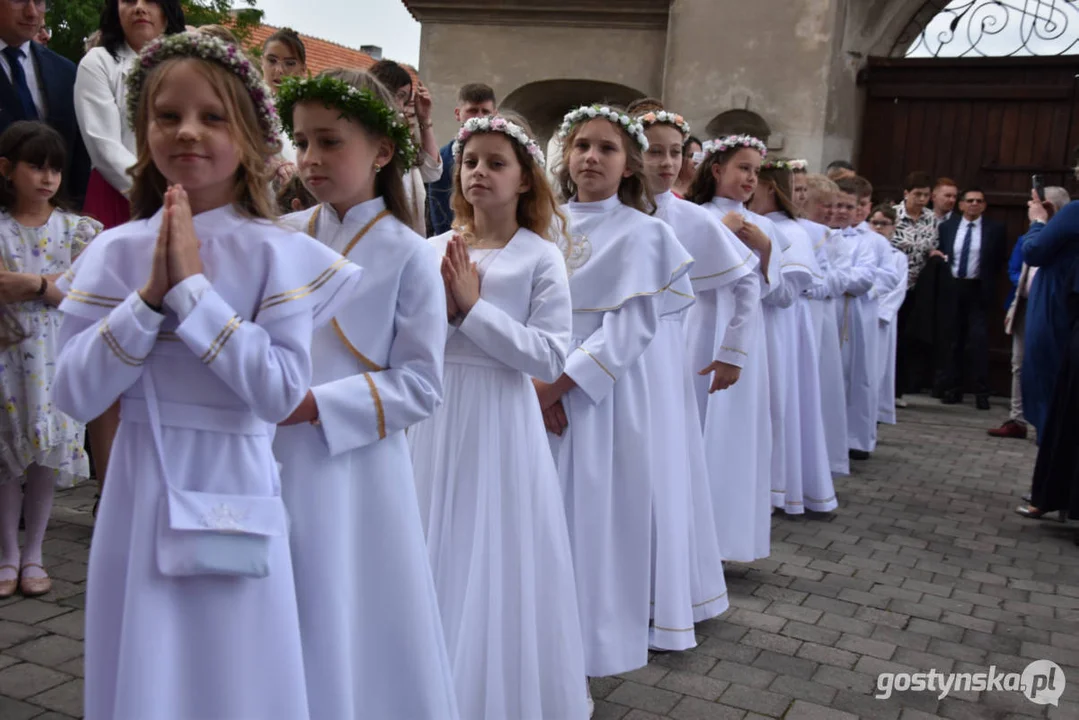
[897,0,1079,57]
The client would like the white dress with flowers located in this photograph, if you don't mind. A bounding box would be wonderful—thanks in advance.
[0,210,100,487]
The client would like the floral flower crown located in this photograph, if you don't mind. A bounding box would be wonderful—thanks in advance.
[558,105,649,152]
[638,110,691,137]
[762,158,807,172]
[453,116,545,168]
[701,134,768,158]
[126,32,280,148]
[276,75,418,170]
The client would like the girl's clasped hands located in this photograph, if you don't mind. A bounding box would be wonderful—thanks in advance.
[139,185,204,310]
[441,233,481,321]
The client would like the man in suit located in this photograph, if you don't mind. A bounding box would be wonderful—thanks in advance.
[0,0,90,204]
[427,83,497,237]
[935,188,1007,410]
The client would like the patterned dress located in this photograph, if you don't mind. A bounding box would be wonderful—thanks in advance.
[0,210,100,487]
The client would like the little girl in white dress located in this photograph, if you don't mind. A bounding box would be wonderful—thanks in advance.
[0,120,101,599]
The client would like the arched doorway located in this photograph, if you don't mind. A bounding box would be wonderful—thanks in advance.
[500,79,647,143]
[705,110,772,142]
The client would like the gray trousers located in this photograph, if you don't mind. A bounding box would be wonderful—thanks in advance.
[1010,309,1025,424]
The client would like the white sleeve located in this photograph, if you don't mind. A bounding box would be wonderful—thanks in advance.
[74,51,136,193]
[52,291,164,422]
[563,296,660,405]
[762,271,798,309]
[715,271,761,368]
[458,250,571,382]
[417,151,443,184]
[311,247,446,455]
[167,277,313,423]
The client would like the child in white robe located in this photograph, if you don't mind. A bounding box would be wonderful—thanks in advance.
[637,107,741,636]
[685,135,780,562]
[409,115,587,720]
[752,160,836,514]
[797,174,850,476]
[867,204,909,424]
[50,33,363,720]
[273,71,459,720]
[542,105,694,685]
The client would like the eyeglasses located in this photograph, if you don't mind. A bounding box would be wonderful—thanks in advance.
[8,0,47,9]
[964,198,985,204]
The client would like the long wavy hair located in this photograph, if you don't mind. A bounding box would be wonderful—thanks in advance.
[451,113,567,244]
[556,110,654,215]
[758,164,799,220]
[128,58,277,220]
[98,0,185,60]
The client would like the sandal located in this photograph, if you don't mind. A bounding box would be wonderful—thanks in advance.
[18,563,51,597]
[0,565,17,599]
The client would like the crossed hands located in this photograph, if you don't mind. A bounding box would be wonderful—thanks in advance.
[139,186,204,309]
[533,378,569,436]
[441,234,481,322]
[722,212,770,253]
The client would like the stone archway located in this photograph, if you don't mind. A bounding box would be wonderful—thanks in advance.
[705,110,772,143]
[500,79,647,144]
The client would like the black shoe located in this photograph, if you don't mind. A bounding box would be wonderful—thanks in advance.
[976,396,991,411]
[849,449,870,460]
[941,392,962,405]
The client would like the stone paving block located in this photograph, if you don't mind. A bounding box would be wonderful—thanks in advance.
[906,618,966,643]
[655,670,728,702]
[898,710,946,720]
[871,625,933,653]
[810,663,876,694]
[54,657,82,679]
[0,696,43,720]
[816,611,875,639]
[34,612,83,641]
[694,619,747,643]
[830,689,903,719]
[0,621,46,650]
[726,609,787,634]
[0,601,71,626]
[750,650,818,681]
[0,662,70,700]
[767,674,835,706]
[783,699,857,720]
[891,648,956,673]
[889,600,945,622]
[707,660,775,689]
[741,630,802,656]
[693,637,761,664]
[794,641,859,669]
[592,701,631,720]
[617,664,669,687]
[667,696,744,720]
[605,681,682,715]
[837,633,898,660]
[718,682,791,717]
[590,676,623,700]
[6,635,82,668]
[28,678,82,717]
[765,602,821,625]
[650,650,716,676]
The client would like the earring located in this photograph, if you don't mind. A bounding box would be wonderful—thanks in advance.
[374,164,382,174]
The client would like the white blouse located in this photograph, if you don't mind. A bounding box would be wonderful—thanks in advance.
[75,44,138,193]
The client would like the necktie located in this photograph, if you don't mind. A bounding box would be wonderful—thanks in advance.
[957,221,973,279]
[2,46,39,121]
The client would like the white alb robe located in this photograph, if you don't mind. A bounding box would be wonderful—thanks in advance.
[410,229,588,720]
[695,196,778,562]
[878,247,909,424]
[276,199,459,720]
[52,204,363,720]
[798,219,849,476]
[768,213,837,514]
[550,195,693,677]
[653,191,742,637]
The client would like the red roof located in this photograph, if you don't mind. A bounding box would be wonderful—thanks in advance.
[243,24,377,76]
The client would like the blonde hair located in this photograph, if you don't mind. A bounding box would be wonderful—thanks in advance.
[451,112,566,243]
[758,164,800,220]
[128,57,276,220]
[317,67,414,229]
[804,174,839,204]
[556,111,654,214]
[197,24,240,45]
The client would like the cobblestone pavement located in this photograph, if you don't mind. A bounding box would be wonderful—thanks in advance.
[1,395,1076,719]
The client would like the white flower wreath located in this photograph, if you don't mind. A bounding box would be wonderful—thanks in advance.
[638,110,691,137]
[558,105,649,152]
[452,116,546,168]
[701,134,768,158]
[762,158,807,172]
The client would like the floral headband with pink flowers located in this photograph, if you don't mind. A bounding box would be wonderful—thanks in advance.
[638,110,691,137]
[126,31,281,149]
[702,134,768,158]
[453,116,546,168]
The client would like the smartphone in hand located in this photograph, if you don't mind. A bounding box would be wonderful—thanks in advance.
[1032,174,1046,202]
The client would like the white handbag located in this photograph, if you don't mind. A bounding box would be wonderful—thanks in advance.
[142,372,287,579]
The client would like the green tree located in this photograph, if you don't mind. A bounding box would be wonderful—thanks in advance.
[45,0,263,64]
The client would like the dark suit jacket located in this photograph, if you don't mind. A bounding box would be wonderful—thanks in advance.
[0,42,91,205]
[426,141,455,237]
[936,214,1008,306]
